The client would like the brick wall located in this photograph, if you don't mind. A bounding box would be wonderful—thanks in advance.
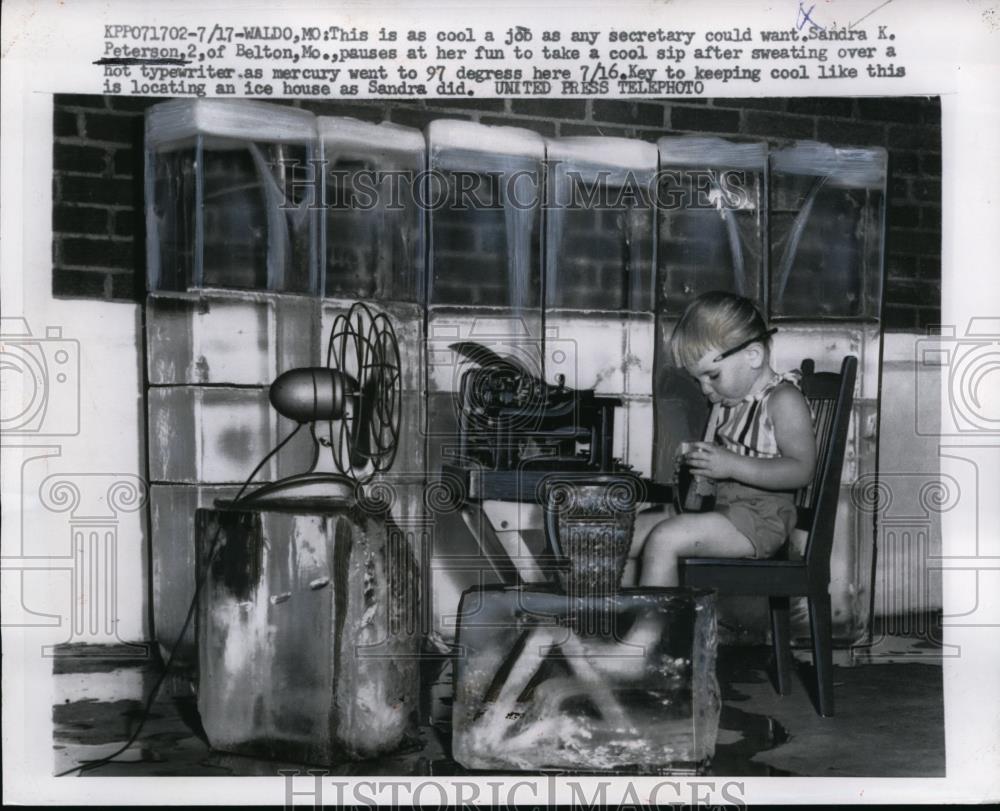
[52,94,941,330]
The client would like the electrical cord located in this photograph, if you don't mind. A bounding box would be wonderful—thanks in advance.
[54,422,306,777]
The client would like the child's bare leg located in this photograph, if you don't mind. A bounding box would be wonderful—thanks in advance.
[640,513,755,587]
[621,505,676,586]
[603,513,754,665]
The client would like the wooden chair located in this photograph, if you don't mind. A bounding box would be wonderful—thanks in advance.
[679,356,858,717]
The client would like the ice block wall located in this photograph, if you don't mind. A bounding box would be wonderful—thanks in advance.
[767,142,885,644]
[425,121,546,639]
[143,101,888,653]
[654,137,769,474]
[545,137,658,480]
[145,100,323,659]
[655,137,886,644]
[317,117,428,607]
[144,104,427,660]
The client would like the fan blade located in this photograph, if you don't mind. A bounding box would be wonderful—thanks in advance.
[349,379,378,469]
[321,301,403,483]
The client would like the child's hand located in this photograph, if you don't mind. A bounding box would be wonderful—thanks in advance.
[684,442,739,480]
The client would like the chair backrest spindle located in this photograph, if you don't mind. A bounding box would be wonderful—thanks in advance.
[797,356,858,578]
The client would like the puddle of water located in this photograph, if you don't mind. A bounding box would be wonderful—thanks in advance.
[52,641,802,778]
[708,705,796,776]
[54,664,438,777]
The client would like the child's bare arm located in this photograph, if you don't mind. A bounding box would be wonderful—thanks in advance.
[685,385,816,491]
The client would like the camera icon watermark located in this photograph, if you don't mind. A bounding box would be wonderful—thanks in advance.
[915,318,1000,437]
[425,315,582,437]
[0,317,80,436]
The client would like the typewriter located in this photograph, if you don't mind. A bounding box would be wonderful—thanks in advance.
[441,341,669,503]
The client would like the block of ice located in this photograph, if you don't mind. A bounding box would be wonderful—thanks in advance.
[657,136,768,312]
[622,398,654,478]
[146,291,320,385]
[544,313,627,394]
[620,314,655,398]
[196,504,420,763]
[429,552,500,641]
[428,120,545,162]
[147,145,197,292]
[428,121,543,320]
[429,180,542,310]
[423,391,462,455]
[145,99,319,294]
[150,483,243,662]
[147,386,314,483]
[545,138,656,314]
[320,116,424,162]
[769,142,887,319]
[770,324,881,398]
[319,118,425,303]
[659,136,768,170]
[384,388,425,474]
[146,98,317,147]
[546,136,658,172]
[651,318,708,482]
[452,586,720,773]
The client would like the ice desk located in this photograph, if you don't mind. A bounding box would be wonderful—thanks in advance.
[195,501,420,764]
[445,471,721,773]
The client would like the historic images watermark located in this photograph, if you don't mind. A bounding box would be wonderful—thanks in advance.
[280,771,748,808]
[275,162,754,213]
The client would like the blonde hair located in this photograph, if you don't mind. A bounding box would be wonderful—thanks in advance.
[670,292,771,369]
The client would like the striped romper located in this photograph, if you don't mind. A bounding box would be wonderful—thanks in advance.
[701,370,804,558]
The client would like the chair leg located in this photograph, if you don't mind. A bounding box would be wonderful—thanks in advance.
[769,596,792,695]
[808,593,835,717]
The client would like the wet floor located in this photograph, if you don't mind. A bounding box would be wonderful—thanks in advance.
[52,634,945,778]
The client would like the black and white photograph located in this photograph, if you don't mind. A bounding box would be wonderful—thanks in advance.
[2,0,997,806]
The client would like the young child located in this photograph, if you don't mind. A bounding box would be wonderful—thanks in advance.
[628,291,817,587]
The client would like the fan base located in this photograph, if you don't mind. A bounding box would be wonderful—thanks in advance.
[219,473,357,510]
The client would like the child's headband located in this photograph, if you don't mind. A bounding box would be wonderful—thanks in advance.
[713,327,778,363]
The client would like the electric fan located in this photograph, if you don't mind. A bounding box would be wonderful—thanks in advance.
[234,301,402,507]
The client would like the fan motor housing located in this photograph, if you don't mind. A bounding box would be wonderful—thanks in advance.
[269,367,353,423]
